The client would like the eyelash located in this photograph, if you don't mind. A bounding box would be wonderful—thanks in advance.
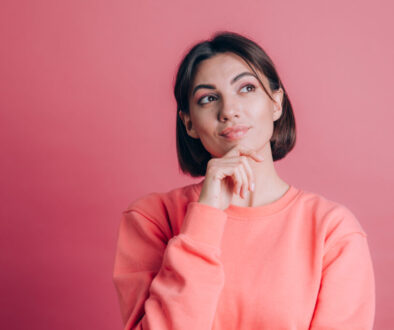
[197,84,256,105]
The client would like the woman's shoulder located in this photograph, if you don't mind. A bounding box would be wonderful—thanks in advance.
[121,180,204,234]
[296,186,368,238]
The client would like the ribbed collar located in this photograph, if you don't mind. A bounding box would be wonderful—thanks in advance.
[192,179,301,219]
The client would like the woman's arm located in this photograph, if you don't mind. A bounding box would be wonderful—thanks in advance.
[309,231,376,329]
[113,201,227,330]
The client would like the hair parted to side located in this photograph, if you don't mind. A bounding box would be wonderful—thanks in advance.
[174,31,296,177]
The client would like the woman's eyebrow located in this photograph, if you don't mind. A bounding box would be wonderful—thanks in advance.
[192,72,257,96]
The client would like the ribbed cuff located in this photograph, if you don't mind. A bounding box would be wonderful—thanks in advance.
[180,202,228,248]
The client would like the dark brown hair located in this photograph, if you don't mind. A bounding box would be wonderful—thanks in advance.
[174,31,296,177]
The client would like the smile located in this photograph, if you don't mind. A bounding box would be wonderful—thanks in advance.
[221,128,250,141]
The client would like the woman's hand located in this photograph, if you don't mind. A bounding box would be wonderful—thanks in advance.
[198,145,264,210]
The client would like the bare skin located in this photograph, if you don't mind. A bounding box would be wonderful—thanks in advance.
[179,52,290,209]
[198,144,264,210]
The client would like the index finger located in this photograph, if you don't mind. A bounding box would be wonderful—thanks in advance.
[223,145,264,161]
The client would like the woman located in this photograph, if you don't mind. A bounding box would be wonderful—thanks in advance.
[113,31,375,329]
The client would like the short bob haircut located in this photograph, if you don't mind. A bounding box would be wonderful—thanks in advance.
[174,31,296,177]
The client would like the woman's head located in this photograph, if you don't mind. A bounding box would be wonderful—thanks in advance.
[174,31,296,177]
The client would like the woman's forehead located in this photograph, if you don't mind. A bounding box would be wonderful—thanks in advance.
[192,53,269,89]
[195,53,250,78]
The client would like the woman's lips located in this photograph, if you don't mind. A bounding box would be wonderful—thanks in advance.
[221,127,250,141]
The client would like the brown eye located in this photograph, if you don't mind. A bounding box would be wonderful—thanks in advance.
[198,95,217,105]
[240,84,256,93]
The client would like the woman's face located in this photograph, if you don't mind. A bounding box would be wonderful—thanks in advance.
[179,52,284,158]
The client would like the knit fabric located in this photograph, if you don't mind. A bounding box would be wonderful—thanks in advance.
[113,180,375,329]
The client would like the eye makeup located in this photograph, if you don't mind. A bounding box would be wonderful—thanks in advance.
[195,82,257,106]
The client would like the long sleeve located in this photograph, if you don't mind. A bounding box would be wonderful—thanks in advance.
[309,231,376,329]
[113,201,228,330]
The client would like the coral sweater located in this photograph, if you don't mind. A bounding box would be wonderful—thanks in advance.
[113,180,375,329]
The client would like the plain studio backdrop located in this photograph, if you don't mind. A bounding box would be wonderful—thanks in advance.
[0,0,393,329]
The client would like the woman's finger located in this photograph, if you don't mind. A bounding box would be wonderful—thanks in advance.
[238,158,249,198]
[224,145,264,163]
[232,167,242,196]
[240,149,264,163]
[240,156,254,192]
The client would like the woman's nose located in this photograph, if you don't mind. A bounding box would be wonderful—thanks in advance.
[218,96,240,121]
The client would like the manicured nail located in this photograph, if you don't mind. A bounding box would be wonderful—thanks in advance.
[251,183,255,191]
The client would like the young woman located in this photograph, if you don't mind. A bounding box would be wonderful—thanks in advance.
[113,31,375,329]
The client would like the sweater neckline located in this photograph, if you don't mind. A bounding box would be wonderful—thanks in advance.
[192,179,301,218]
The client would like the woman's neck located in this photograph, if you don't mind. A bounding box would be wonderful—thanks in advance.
[230,151,290,207]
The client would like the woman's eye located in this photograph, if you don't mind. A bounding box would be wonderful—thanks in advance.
[198,95,217,105]
[197,84,255,105]
[240,84,256,93]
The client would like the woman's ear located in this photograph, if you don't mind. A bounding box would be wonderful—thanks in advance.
[178,111,199,139]
[272,88,284,122]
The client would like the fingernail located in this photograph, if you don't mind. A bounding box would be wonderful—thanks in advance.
[251,183,255,191]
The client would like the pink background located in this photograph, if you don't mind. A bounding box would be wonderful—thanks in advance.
[1,0,393,329]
